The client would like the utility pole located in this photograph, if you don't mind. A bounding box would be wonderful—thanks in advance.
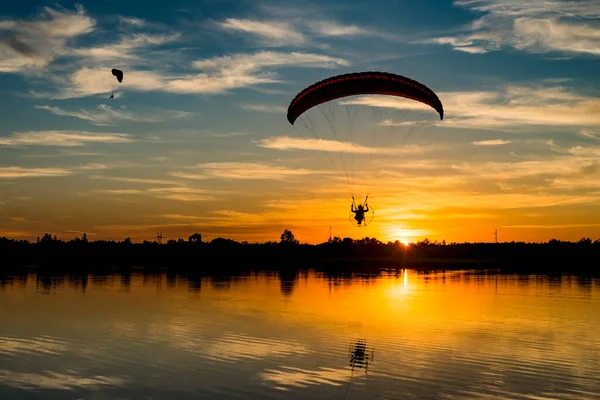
[156,232,164,244]
[329,226,332,242]
[494,229,498,244]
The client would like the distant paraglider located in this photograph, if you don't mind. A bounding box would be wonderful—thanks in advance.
[112,69,123,83]
[110,69,123,99]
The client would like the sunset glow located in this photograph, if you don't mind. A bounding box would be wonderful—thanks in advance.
[1,1,599,244]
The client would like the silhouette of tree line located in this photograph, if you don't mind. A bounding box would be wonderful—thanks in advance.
[0,230,599,274]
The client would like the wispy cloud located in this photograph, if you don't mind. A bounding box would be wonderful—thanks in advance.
[44,50,349,98]
[146,187,214,201]
[118,16,147,27]
[500,223,600,229]
[241,104,287,113]
[0,130,134,146]
[420,0,600,56]
[36,104,193,126]
[171,162,330,180]
[71,33,180,62]
[472,139,511,146]
[343,84,600,130]
[217,12,401,47]
[93,186,215,201]
[257,136,430,155]
[0,5,95,73]
[169,51,349,94]
[577,129,600,140]
[0,167,72,179]
[218,18,306,46]
[208,131,248,138]
[89,175,179,185]
[305,20,402,41]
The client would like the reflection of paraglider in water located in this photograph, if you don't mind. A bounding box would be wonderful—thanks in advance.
[110,68,123,99]
[344,339,375,398]
[286,71,444,228]
[348,338,374,373]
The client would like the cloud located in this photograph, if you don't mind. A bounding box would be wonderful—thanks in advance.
[577,129,600,140]
[241,104,287,113]
[0,5,95,73]
[420,0,600,56]
[50,67,168,99]
[168,51,349,94]
[71,33,180,62]
[89,176,179,185]
[146,187,214,201]
[93,186,215,201]
[257,136,430,155]
[208,131,248,138]
[0,130,134,146]
[43,50,349,98]
[36,104,193,126]
[73,163,109,171]
[0,167,72,179]
[218,18,306,46]
[472,139,511,146]
[342,84,600,130]
[304,20,402,41]
[500,223,600,229]
[170,162,330,180]
[217,13,401,47]
[118,16,146,27]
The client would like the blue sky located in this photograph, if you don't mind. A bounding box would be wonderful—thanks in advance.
[1,0,600,243]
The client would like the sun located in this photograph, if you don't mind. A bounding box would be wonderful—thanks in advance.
[387,228,416,245]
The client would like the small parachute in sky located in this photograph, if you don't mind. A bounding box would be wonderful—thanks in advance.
[110,69,123,99]
[112,68,124,83]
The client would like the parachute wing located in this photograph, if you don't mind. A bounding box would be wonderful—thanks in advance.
[286,71,443,125]
[111,69,124,83]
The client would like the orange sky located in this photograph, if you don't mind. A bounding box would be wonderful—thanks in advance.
[1,3,600,244]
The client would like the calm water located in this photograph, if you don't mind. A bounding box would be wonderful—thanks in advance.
[0,269,599,399]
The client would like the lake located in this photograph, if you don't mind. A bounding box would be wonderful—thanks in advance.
[1,269,599,399]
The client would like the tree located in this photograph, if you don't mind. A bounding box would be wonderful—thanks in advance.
[189,233,202,243]
[81,233,88,243]
[280,229,299,245]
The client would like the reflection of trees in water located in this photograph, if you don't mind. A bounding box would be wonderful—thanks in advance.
[210,276,232,290]
[1,271,599,296]
[349,339,374,373]
[92,275,109,287]
[279,269,298,297]
[187,274,202,292]
[166,271,177,289]
[120,272,131,289]
[67,273,88,293]
[35,274,66,294]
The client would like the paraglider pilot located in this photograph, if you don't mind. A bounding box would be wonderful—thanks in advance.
[351,197,369,226]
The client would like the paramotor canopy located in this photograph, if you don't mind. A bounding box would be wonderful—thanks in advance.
[112,69,124,83]
[287,71,443,125]
[284,71,444,227]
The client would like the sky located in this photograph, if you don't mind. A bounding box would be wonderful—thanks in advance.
[1,0,600,244]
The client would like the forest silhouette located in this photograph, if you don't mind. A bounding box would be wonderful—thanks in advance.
[0,229,599,274]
